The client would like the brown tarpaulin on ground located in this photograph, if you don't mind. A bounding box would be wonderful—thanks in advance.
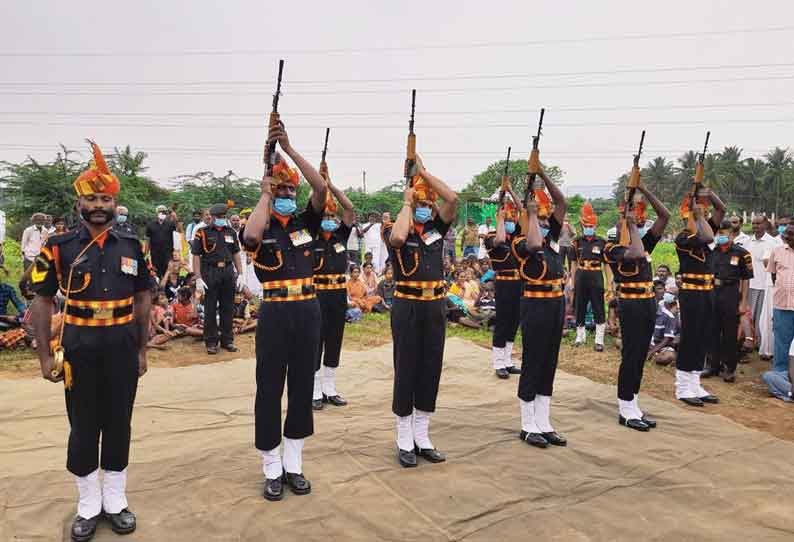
[1,338,793,541]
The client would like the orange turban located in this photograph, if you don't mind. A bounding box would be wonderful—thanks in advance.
[324,190,338,214]
[618,200,647,222]
[412,176,437,203]
[679,194,710,219]
[534,189,552,219]
[73,141,120,196]
[503,199,518,222]
[580,202,597,227]
[272,160,299,187]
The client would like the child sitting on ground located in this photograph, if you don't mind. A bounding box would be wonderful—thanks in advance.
[172,286,204,338]
[148,289,182,348]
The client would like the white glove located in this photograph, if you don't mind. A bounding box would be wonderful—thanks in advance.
[236,274,245,292]
[196,278,208,294]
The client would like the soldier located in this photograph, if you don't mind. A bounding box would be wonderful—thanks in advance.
[241,115,327,501]
[191,203,244,354]
[604,184,670,431]
[511,169,568,449]
[312,162,356,410]
[486,184,523,379]
[702,220,753,382]
[383,154,458,468]
[29,141,152,541]
[572,202,607,351]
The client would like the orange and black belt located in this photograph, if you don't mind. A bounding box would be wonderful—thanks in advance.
[64,296,135,327]
[617,281,655,300]
[495,269,520,281]
[680,273,714,291]
[523,278,565,299]
[578,260,603,271]
[261,277,316,302]
[314,273,347,291]
[395,280,446,301]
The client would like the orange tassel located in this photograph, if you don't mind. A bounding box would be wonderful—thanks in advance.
[63,361,73,390]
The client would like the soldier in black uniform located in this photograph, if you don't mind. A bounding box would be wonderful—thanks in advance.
[511,169,568,449]
[191,203,244,355]
[703,220,753,383]
[241,116,327,501]
[312,162,355,410]
[485,186,523,379]
[572,202,607,351]
[604,184,670,432]
[29,141,152,542]
[383,154,458,468]
[674,202,721,406]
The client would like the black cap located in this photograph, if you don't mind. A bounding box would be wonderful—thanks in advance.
[209,203,228,216]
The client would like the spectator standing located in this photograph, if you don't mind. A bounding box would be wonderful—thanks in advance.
[443,222,457,262]
[114,205,136,236]
[461,218,479,258]
[477,216,495,260]
[44,215,55,235]
[767,225,794,374]
[559,217,576,270]
[360,212,387,274]
[730,214,751,247]
[145,205,180,278]
[20,213,47,270]
[185,210,203,243]
[52,216,67,235]
[744,215,782,348]
[654,264,677,291]
[346,217,363,267]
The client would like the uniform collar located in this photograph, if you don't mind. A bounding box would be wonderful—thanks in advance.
[78,223,118,242]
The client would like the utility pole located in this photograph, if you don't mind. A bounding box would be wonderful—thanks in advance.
[362,170,367,193]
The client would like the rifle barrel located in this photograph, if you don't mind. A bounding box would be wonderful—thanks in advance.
[409,89,416,133]
[322,127,330,161]
[537,108,545,138]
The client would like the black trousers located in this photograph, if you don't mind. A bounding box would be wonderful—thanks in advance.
[150,248,170,278]
[202,265,235,347]
[574,271,605,325]
[518,297,565,401]
[317,289,347,369]
[391,298,446,417]
[63,325,139,477]
[677,290,713,372]
[255,298,321,451]
[709,285,740,373]
[492,280,521,348]
[617,297,656,401]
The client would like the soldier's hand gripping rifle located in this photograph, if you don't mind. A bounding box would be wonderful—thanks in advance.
[686,131,710,232]
[619,130,646,246]
[264,59,285,176]
[405,89,417,186]
[499,146,512,206]
[520,109,546,234]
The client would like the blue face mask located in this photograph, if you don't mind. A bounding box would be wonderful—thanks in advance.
[779,225,786,235]
[583,227,595,236]
[504,221,516,234]
[321,219,339,232]
[273,197,297,216]
[214,218,228,228]
[663,293,675,305]
[116,215,127,224]
[540,226,550,238]
[414,207,432,224]
[638,226,649,238]
[716,234,730,245]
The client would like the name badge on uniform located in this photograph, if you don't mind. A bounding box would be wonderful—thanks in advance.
[549,241,560,253]
[121,257,138,276]
[224,235,235,244]
[730,256,739,266]
[334,242,345,253]
[422,230,442,246]
[290,229,312,247]
[592,246,601,254]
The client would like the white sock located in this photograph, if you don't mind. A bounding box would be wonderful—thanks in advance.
[675,370,696,399]
[282,437,304,475]
[575,326,586,344]
[102,469,128,514]
[75,469,102,519]
[413,409,434,449]
[312,369,323,401]
[693,371,710,398]
[632,395,644,419]
[261,445,283,480]
[505,342,516,367]
[533,395,554,433]
[492,346,506,370]
[520,399,541,433]
[323,366,338,397]
[618,399,636,420]
[595,323,606,346]
[396,415,414,452]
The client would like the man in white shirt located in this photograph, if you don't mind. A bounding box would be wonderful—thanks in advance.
[745,215,782,347]
[477,216,495,260]
[361,212,386,274]
[21,212,47,270]
[730,214,751,247]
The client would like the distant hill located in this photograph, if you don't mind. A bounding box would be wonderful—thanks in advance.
[563,184,614,199]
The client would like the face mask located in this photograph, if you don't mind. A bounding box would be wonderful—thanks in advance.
[414,207,432,224]
[540,227,550,238]
[663,293,675,305]
[321,219,339,232]
[273,197,297,216]
[504,221,516,234]
[779,225,786,235]
[716,234,730,245]
[638,226,649,238]
[214,218,228,227]
[116,215,128,224]
[583,227,595,236]
[158,213,167,221]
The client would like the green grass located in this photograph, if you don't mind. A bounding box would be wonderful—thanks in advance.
[650,240,679,274]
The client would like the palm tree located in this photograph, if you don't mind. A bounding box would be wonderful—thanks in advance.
[740,158,767,213]
[643,157,675,203]
[764,147,793,217]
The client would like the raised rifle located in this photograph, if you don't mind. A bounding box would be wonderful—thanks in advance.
[320,127,330,172]
[405,89,417,186]
[524,108,545,203]
[264,59,285,176]
[619,130,646,246]
[686,131,710,232]
[498,146,512,206]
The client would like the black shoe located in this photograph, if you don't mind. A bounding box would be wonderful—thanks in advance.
[323,394,348,407]
[679,397,705,407]
[700,367,720,379]
[283,472,312,495]
[542,431,568,446]
[312,399,324,411]
[207,345,219,355]
[221,343,239,352]
[414,444,446,463]
[263,476,284,501]
[594,343,604,352]
[398,448,418,468]
[723,371,736,383]
[505,366,522,375]
[641,414,657,429]
[699,394,720,404]
[104,508,137,535]
[495,368,509,379]
[519,430,549,448]
[71,515,100,542]
[618,415,650,432]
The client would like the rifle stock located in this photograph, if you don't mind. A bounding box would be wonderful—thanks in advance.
[265,59,285,177]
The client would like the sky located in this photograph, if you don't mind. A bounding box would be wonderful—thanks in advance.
[1,0,792,197]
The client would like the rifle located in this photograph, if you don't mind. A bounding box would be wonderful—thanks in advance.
[405,89,417,186]
[320,127,330,176]
[498,146,512,206]
[686,131,710,232]
[524,108,545,203]
[264,59,285,176]
[619,130,646,246]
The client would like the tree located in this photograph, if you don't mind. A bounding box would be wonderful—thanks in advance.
[765,147,793,217]
[465,159,564,201]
